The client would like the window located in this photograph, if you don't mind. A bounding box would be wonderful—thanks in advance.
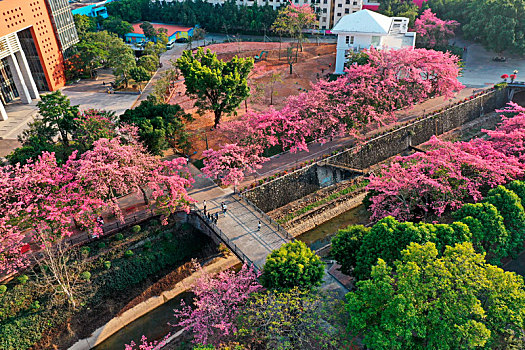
[324,0,327,4]
[337,12,341,16]
[353,1,357,4]
[322,17,326,22]
[323,8,327,12]
[345,8,349,13]
[345,36,350,44]
[322,25,326,29]
[350,36,354,44]
[371,36,380,46]
[338,3,342,6]
[345,0,350,3]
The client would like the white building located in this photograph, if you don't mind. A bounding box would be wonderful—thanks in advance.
[331,9,416,74]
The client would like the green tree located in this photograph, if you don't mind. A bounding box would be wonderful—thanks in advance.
[140,21,157,41]
[137,54,158,72]
[453,202,509,264]
[176,48,253,127]
[484,185,525,256]
[463,0,525,56]
[102,16,133,38]
[73,14,96,38]
[235,287,347,349]
[352,217,471,280]
[331,225,369,275]
[378,0,419,26]
[346,242,525,350]
[129,66,151,90]
[119,99,193,155]
[261,241,324,290]
[506,180,525,204]
[106,0,149,23]
[37,91,79,149]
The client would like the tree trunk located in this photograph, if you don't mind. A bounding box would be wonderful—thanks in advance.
[214,110,222,128]
[139,186,149,205]
[61,130,70,148]
[289,63,293,75]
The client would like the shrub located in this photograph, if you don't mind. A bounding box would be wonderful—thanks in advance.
[17,275,29,285]
[261,241,325,290]
[98,242,106,249]
[30,301,40,311]
[124,250,134,258]
[115,233,124,241]
[143,241,152,250]
[506,181,525,204]
[104,261,111,270]
[0,285,6,294]
[163,232,173,241]
[149,219,160,227]
[132,225,141,233]
[81,271,92,281]
[81,246,91,255]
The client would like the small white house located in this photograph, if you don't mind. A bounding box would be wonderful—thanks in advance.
[331,9,416,74]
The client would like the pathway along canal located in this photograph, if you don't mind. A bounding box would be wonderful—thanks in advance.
[297,204,369,251]
[92,292,193,350]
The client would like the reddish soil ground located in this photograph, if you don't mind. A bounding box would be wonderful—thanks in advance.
[168,42,336,157]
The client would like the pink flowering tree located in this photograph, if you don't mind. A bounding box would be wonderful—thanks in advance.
[201,143,268,186]
[366,136,524,222]
[174,263,262,346]
[271,2,317,53]
[124,334,171,350]
[415,9,459,49]
[484,103,525,163]
[0,139,195,306]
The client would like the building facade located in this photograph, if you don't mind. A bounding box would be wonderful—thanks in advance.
[0,0,77,120]
[332,10,416,74]
[125,23,194,50]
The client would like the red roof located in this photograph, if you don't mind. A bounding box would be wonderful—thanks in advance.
[131,23,193,37]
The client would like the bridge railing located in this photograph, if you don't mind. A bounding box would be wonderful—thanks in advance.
[233,193,293,241]
[192,207,260,272]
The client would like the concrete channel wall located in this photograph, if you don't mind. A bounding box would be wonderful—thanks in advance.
[243,88,508,213]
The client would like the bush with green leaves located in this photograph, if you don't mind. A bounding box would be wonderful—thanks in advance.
[0,285,6,294]
[453,202,509,264]
[98,242,106,249]
[346,242,525,349]
[104,261,112,270]
[124,250,134,258]
[115,233,124,241]
[143,241,152,250]
[81,246,91,255]
[261,241,324,290]
[484,185,525,257]
[81,271,92,281]
[334,217,471,280]
[507,180,525,204]
[132,225,141,233]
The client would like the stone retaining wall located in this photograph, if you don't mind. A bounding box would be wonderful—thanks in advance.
[244,88,508,212]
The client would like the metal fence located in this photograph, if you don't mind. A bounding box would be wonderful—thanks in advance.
[233,193,293,241]
[192,208,260,272]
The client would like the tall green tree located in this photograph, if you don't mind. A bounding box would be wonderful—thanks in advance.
[37,91,79,148]
[331,225,369,275]
[346,242,525,350]
[176,48,253,127]
[73,14,96,38]
[378,0,419,26]
[119,99,193,155]
[129,66,151,90]
[140,21,157,41]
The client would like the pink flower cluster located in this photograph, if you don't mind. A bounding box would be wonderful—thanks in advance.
[0,138,195,273]
[367,103,525,222]
[205,47,463,185]
[414,9,459,49]
[174,263,262,346]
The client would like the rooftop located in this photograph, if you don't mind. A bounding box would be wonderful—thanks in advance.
[331,9,394,34]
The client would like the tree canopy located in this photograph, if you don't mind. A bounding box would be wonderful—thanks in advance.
[346,242,525,350]
[176,48,253,127]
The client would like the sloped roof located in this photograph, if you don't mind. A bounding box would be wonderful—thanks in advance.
[331,10,393,34]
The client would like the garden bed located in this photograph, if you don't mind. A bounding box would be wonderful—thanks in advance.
[0,217,218,350]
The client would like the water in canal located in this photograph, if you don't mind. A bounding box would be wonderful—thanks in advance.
[92,292,193,350]
[297,204,369,251]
